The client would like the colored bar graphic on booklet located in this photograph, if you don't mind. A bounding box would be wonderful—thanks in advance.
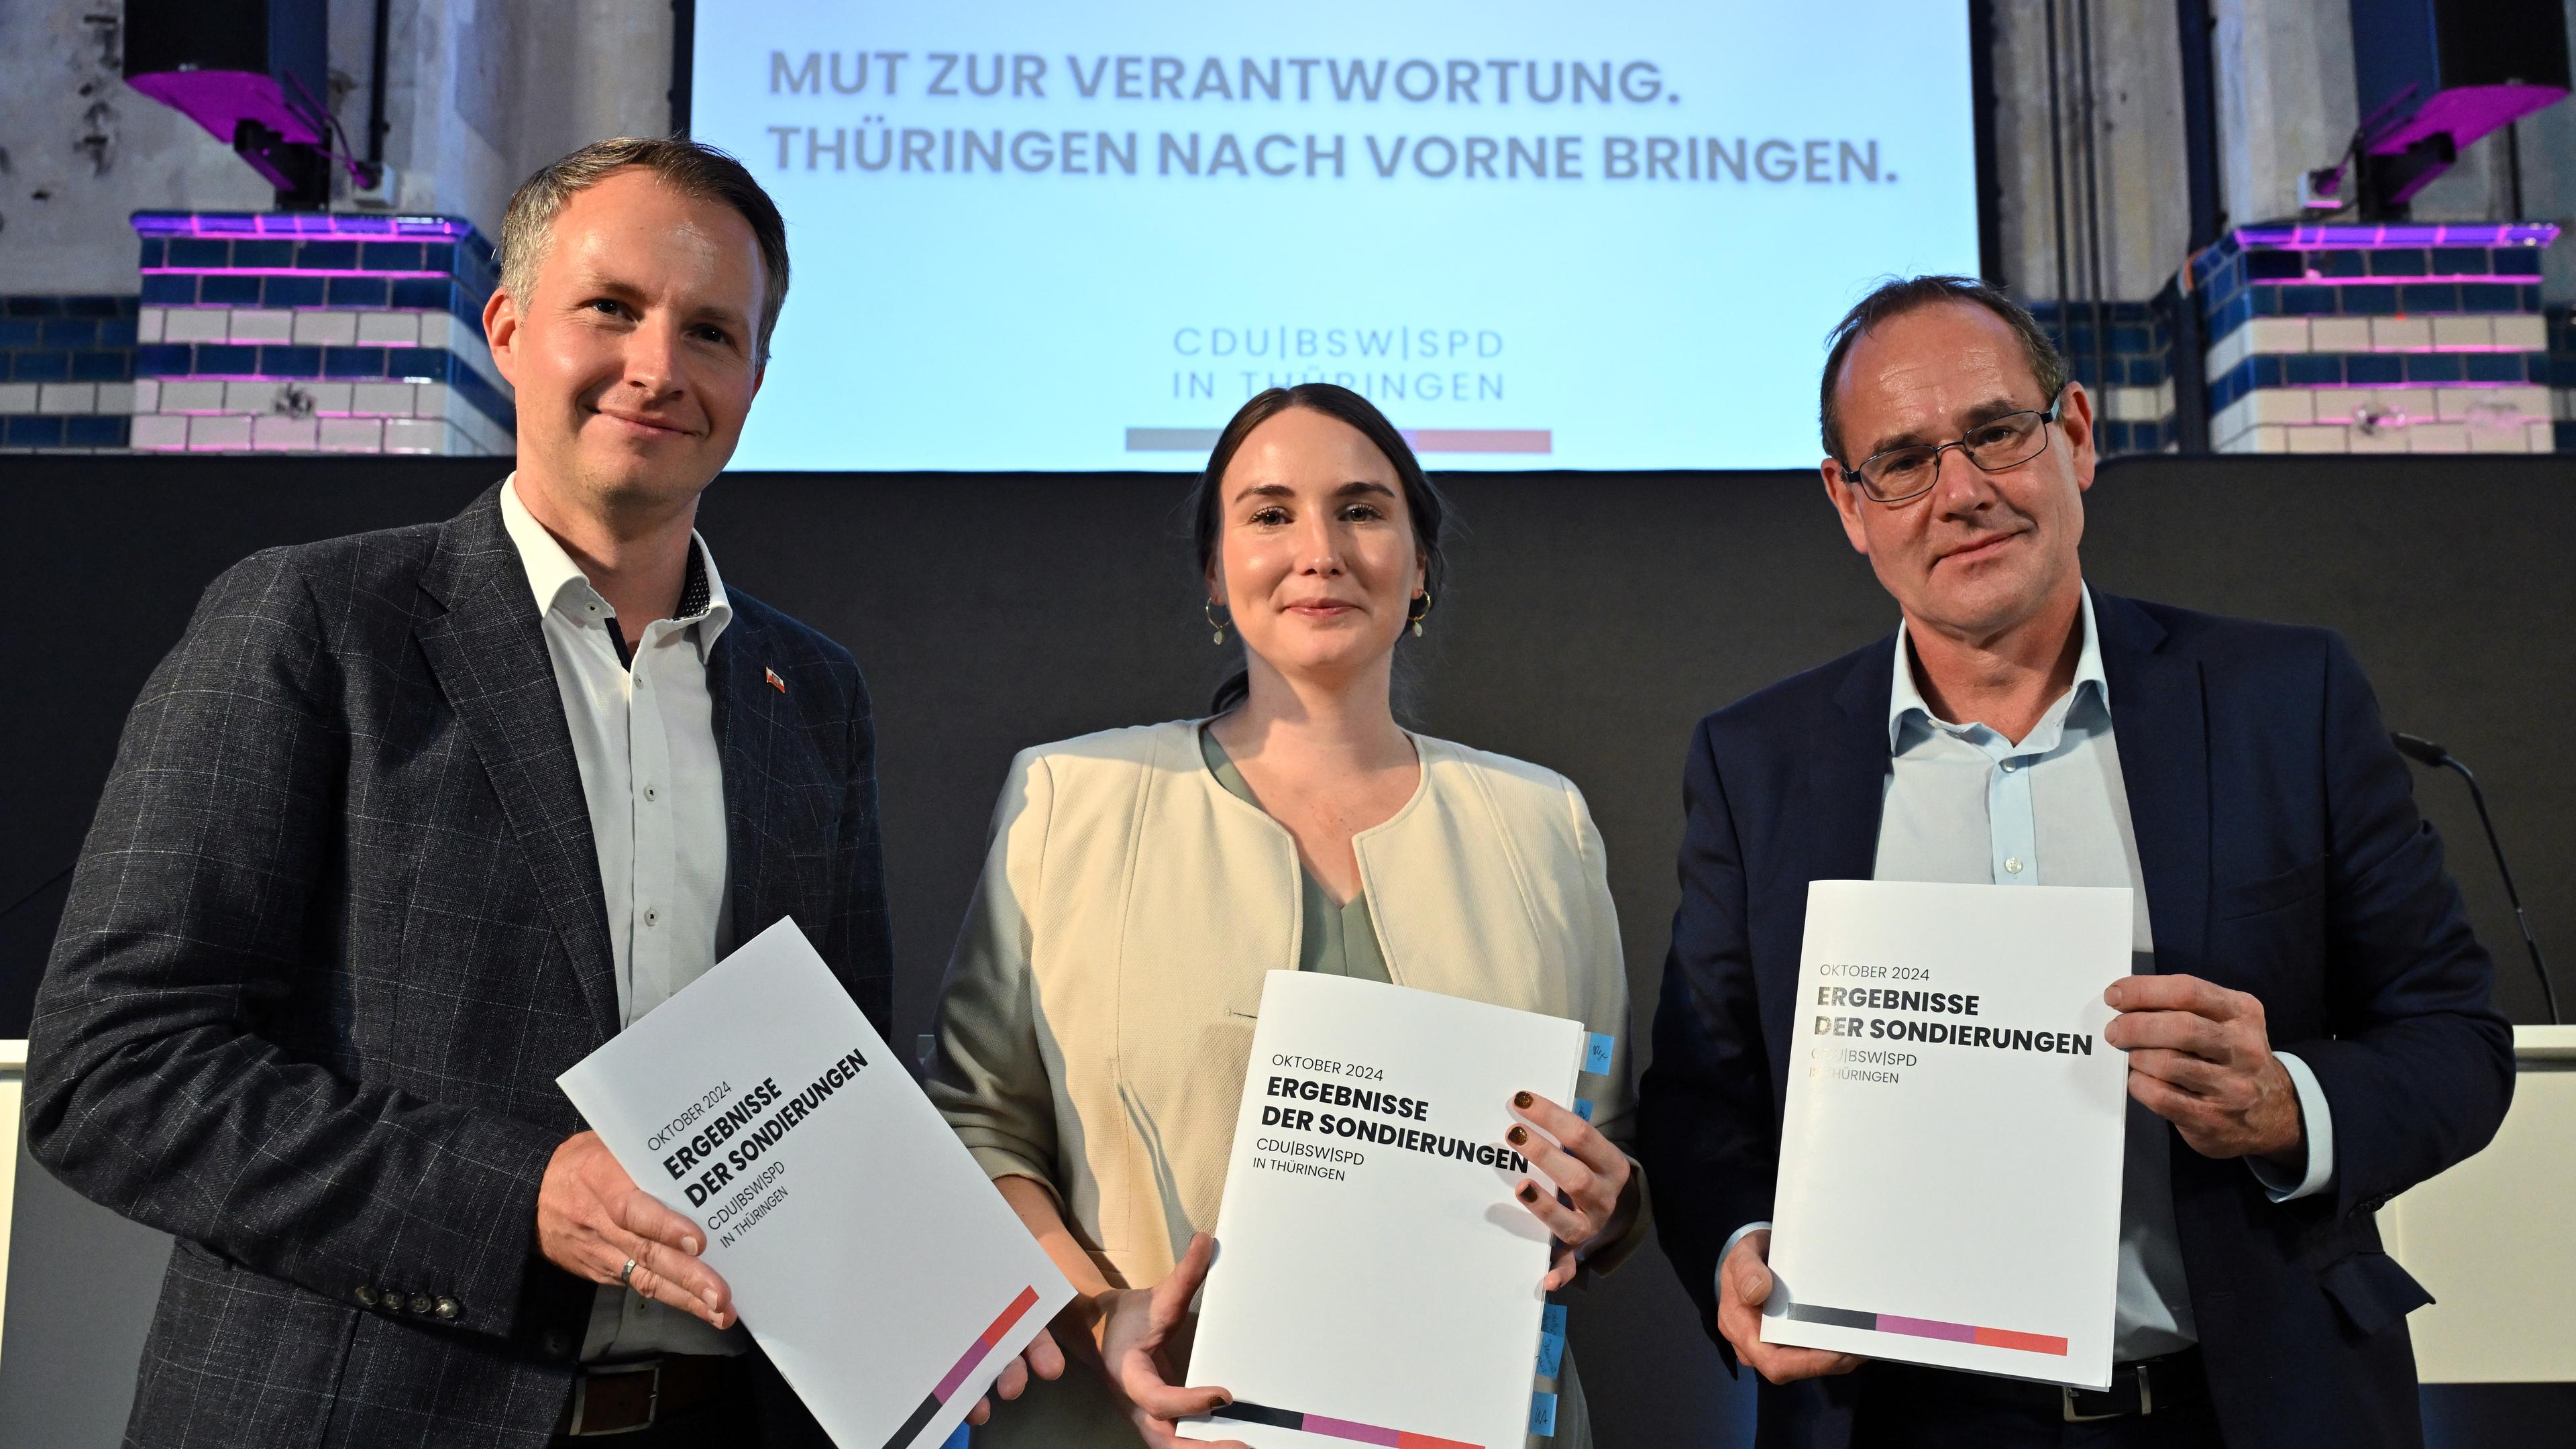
[1782,1302,2068,1356]
[1212,1400,1481,1448]
[881,1286,1043,1449]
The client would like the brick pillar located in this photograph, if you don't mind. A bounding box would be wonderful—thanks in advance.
[2193,223,2557,453]
[126,212,515,455]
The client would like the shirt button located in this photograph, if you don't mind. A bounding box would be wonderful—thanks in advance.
[2000,759,2019,772]
[645,908,660,928]
[643,785,659,802]
[2004,857,2025,875]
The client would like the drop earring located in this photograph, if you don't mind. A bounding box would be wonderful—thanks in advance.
[1205,599,1232,644]
[1407,592,1433,638]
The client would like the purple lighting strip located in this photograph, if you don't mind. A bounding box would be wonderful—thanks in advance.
[2224,272,2542,287]
[146,375,466,388]
[131,211,480,241]
[2229,223,2559,251]
[139,268,459,280]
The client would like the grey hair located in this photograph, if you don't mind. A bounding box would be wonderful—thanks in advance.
[1817,275,2070,462]
[498,137,791,361]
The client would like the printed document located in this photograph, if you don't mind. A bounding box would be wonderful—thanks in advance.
[559,918,1073,1449]
[1179,971,1586,1449]
[1761,880,2132,1389]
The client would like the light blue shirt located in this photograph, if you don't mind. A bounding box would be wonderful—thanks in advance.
[1725,586,2335,1362]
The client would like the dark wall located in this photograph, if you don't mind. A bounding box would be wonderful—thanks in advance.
[7,455,2569,1037]
[3,453,2571,1448]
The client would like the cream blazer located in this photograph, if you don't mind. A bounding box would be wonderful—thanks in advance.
[928,720,1640,1449]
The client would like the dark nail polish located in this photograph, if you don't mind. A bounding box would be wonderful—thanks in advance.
[1518,1183,1538,1203]
[1507,1124,1529,1146]
[1513,1090,1534,1110]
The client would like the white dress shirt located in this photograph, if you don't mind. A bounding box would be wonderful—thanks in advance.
[1722,586,2336,1362]
[498,478,746,1362]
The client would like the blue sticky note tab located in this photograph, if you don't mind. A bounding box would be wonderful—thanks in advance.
[939,1422,971,1449]
[1529,1391,1559,1437]
[1583,1032,1615,1074]
[1572,1097,1593,1122]
[1542,1304,1568,1336]
[1536,1328,1566,1377]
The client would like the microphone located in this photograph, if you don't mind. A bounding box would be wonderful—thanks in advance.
[2390,732,2450,768]
[2392,731,2560,1024]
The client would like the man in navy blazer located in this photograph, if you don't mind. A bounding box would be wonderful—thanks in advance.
[1638,276,2513,1448]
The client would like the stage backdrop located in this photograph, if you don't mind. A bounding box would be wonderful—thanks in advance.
[3,454,2571,1448]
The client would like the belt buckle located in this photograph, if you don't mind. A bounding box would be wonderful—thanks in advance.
[2062,1363,2152,1423]
[566,1360,662,1437]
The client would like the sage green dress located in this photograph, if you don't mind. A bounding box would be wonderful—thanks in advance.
[1199,724,1393,983]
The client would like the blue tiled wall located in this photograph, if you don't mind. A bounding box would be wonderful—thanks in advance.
[2191,229,2551,343]
[3,295,140,385]
[136,223,499,307]
[138,271,490,323]
[2208,350,2553,412]
[1,295,140,449]
[2027,300,2171,390]
[2026,299,2173,455]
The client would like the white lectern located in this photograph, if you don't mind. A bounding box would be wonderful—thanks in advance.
[2379,1025,2576,1383]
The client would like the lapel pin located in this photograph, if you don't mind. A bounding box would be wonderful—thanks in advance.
[765,667,786,695]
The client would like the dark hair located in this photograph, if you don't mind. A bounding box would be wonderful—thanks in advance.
[1817,275,2069,464]
[1192,384,1450,715]
[500,137,792,361]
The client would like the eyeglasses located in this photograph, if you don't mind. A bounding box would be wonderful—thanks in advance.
[1840,394,2065,504]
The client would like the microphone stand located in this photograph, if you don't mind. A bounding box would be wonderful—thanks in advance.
[2394,732,2561,1025]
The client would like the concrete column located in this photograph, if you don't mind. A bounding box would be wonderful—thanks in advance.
[1989,0,2192,302]
[2211,0,2358,230]
[379,0,673,239]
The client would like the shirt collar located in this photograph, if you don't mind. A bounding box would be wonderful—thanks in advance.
[498,474,732,651]
[1887,583,2108,751]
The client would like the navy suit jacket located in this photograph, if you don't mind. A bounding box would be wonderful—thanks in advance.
[28,486,892,1448]
[1636,592,2514,1449]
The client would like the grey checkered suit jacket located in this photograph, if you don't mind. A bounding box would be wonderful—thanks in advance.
[25,484,892,1448]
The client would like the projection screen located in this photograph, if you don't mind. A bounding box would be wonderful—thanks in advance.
[687,1,1984,470]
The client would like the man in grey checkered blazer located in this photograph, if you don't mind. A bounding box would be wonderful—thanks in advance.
[21,141,979,1446]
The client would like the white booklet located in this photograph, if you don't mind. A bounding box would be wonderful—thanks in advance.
[1761,880,2133,1389]
[1178,971,1586,1449]
[557,918,1074,1449]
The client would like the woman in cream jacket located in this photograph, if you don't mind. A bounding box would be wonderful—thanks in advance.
[928,384,1644,1449]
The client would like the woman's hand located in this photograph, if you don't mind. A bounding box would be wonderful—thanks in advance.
[962,1326,1065,1427]
[1094,1233,1248,1449]
[1507,1091,1638,1291]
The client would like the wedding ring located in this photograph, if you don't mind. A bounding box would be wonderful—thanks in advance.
[619,1256,639,1289]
